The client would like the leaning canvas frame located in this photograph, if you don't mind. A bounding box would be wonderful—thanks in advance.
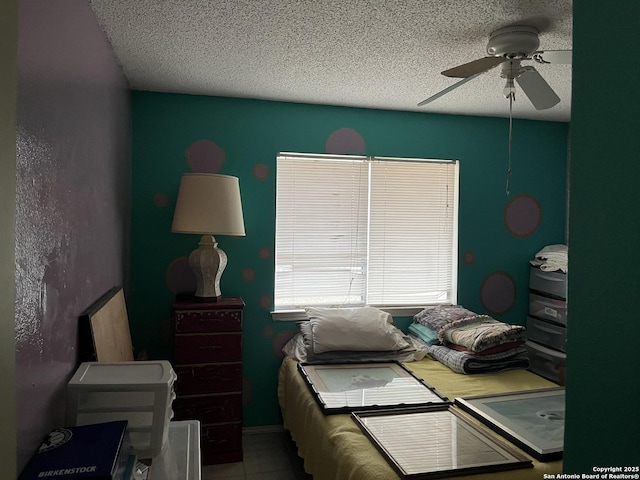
[352,406,533,479]
[455,387,565,461]
[78,287,134,362]
[297,361,449,415]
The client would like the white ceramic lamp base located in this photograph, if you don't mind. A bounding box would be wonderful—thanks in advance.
[189,235,227,299]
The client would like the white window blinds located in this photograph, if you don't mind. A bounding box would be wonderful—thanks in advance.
[274,153,459,311]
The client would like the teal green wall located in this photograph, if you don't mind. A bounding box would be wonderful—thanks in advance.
[564,2,640,471]
[131,92,568,426]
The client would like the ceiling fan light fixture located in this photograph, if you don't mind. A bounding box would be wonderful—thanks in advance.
[486,25,540,57]
[417,23,570,112]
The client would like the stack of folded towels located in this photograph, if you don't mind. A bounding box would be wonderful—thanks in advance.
[530,244,568,273]
[409,305,529,374]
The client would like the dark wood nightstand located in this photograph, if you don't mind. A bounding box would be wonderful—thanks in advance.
[171,295,244,465]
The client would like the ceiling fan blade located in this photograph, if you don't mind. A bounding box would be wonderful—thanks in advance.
[532,50,572,64]
[417,74,482,107]
[516,66,560,110]
[442,56,506,78]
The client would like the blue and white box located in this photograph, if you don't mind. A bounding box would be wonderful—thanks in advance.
[19,420,131,480]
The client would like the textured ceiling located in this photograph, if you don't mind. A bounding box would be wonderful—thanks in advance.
[89,0,573,122]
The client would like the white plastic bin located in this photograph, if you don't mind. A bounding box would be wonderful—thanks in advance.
[152,420,201,480]
[528,292,567,326]
[526,316,567,352]
[529,266,567,299]
[66,361,177,459]
[525,341,566,385]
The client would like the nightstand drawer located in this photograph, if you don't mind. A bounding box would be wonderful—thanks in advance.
[201,423,243,463]
[175,332,241,364]
[172,296,244,465]
[175,309,242,333]
[173,393,242,424]
[175,363,242,395]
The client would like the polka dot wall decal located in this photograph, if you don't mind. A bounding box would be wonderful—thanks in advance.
[326,127,366,154]
[185,139,225,173]
[463,251,475,265]
[263,325,274,339]
[253,163,269,181]
[504,194,542,238]
[259,294,272,310]
[242,268,255,282]
[258,247,271,260]
[273,330,296,359]
[166,257,196,294]
[480,271,516,315]
[153,192,169,208]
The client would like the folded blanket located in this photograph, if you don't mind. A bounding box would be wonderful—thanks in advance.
[425,344,529,374]
[438,316,527,353]
[446,341,525,355]
[408,323,439,346]
[413,305,477,332]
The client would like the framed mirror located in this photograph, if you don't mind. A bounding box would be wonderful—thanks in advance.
[298,361,448,414]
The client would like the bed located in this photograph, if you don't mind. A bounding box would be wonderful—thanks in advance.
[277,355,563,480]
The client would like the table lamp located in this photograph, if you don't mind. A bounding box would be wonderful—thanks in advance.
[171,173,246,299]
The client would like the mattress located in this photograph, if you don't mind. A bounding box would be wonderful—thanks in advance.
[278,355,563,480]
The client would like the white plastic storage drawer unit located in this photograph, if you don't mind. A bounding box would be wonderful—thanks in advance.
[525,341,566,385]
[66,361,177,459]
[528,292,567,326]
[529,266,567,299]
[526,316,566,352]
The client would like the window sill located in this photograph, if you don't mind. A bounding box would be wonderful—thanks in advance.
[270,305,429,322]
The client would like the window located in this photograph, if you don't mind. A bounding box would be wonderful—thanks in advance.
[274,152,459,315]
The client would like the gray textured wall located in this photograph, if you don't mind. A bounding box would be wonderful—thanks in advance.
[15,0,131,471]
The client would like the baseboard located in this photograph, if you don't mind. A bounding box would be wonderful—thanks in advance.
[242,424,285,435]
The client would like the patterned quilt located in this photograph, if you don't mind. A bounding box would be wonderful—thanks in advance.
[439,316,526,353]
[425,344,529,374]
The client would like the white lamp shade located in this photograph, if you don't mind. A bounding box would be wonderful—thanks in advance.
[171,173,246,236]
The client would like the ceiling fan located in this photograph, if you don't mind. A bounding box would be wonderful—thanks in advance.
[418,25,572,110]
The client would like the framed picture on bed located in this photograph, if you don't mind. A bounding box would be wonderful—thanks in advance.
[297,361,449,415]
[454,387,565,461]
[352,405,533,479]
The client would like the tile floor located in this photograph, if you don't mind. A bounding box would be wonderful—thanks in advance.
[201,429,312,480]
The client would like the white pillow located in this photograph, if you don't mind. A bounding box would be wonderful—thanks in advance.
[305,307,410,354]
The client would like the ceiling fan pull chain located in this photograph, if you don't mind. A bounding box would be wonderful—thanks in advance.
[506,93,514,196]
